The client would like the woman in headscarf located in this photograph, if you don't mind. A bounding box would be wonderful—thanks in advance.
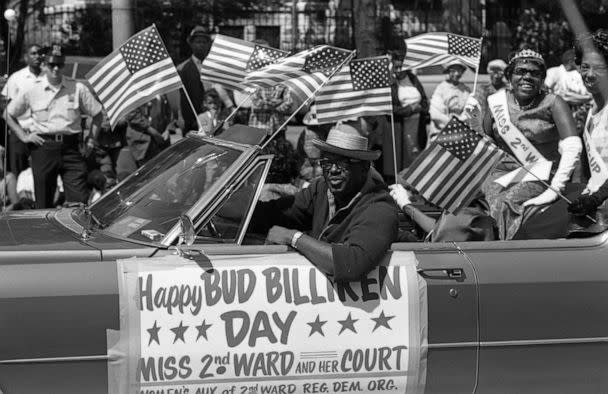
[568,30,608,229]
[478,49,582,240]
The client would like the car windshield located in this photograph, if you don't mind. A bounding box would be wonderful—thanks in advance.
[88,137,242,243]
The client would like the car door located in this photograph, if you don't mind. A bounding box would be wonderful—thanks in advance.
[456,234,608,393]
[392,242,479,394]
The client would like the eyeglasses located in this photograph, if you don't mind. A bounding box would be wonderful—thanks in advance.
[47,63,64,69]
[579,63,608,74]
[512,68,543,78]
[319,157,361,171]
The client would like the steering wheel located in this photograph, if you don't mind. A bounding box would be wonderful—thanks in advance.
[206,219,223,239]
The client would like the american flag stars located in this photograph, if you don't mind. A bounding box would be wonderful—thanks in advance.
[447,33,482,59]
[303,46,352,76]
[120,29,169,74]
[245,45,289,72]
[350,57,391,90]
[436,118,482,161]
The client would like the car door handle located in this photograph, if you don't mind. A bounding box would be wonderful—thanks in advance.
[417,268,465,280]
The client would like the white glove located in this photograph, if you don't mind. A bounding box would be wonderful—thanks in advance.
[522,136,582,207]
[389,184,413,210]
[464,95,481,114]
[522,187,559,207]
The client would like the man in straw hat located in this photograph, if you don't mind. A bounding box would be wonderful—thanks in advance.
[252,124,398,282]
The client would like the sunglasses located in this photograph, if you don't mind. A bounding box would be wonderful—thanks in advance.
[512,67,543,78]
[319,157,362,171]
[47,63,65,69]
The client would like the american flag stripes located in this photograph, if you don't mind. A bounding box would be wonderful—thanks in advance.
[315,56,392,124]
[245,45,353,105]
[402,117,504,214]
[86,25,183,128]
[404,32,482,70]
[200,35,289,91]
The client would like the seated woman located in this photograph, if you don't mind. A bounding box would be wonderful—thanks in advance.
[568,29,608,233]
[475,49,582,240]
[389,183,496,242]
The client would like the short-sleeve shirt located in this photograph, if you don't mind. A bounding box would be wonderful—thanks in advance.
[1,66,45,129]
[7,76,102,135]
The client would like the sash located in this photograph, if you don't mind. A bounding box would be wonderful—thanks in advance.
[488,90,552,187]
[583,110,608,193]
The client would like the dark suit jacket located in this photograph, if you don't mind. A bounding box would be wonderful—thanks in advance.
[177,57,205,134]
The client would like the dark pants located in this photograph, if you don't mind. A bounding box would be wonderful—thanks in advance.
[8,132,29,177]
[29,134,88,209]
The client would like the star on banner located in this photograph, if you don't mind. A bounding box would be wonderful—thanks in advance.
[147,320,161,346]
[196,320,212,341]
[338,312,358,335]
[371,311,395,332]
[307,315,327,337]
[171,321,189,344]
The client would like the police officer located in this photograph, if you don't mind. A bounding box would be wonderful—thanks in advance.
[6,44,103,209]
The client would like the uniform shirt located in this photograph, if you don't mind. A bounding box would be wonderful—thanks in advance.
[1,66,45,129]
[7,76,102,135]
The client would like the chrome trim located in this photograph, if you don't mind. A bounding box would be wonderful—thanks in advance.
[428,342,478,349]
[235,156,272,245]
[480,337,608,347]
[0,355,111,364]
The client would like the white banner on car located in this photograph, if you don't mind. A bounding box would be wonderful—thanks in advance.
[488,90,552,187]
[108,252,427,394]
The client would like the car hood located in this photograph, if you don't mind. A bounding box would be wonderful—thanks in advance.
[0,210,93,250]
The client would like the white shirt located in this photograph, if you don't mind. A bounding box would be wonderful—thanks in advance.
[17,167,64,200]
[588,104,608,164]
[1,66,45,129]
[544,65,591,104]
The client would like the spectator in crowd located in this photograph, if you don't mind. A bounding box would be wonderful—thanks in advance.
[249,82,293,135]
[568,29,608,227]
[429,58,471,143]
[178,26,212,135]
[114,104,171,181]
[6,44,103,209]
[1,43,44,177]
[385,47,429,176]
[545,49,593,133]
[258,128,301,201]
[474,59,508,117]
[145,93,178,139]
[251,124,399,282]
[197,89,227,135]
[233,89,253,125]
[0,146,18,210]
[15,158,63,208]
[477,49,581,240]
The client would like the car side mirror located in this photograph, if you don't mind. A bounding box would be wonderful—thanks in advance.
[178,214,196,248]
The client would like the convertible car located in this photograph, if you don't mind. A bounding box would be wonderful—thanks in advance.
[1,126,607,394]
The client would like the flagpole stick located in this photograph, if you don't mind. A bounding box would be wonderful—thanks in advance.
[390,111,399,180]
[471,37,483,95]
[261,50,357,150]
[515,163,597,223]
[2,12,11,212]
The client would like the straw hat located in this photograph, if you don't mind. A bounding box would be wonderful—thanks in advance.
[312,124,380,161]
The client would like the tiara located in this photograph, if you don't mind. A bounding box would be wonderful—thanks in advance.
[511,49,545,64]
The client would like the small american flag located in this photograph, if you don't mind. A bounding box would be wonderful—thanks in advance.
[245,45,353,105]
[402,117,504,214]
[86,25,183,128]
[315,56,392,124]
[404,32,481,70]
[201,35,289,91]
